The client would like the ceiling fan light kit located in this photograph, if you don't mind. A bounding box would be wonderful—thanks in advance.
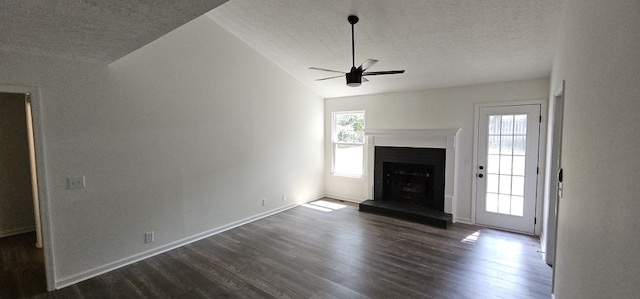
[310,15,405,87]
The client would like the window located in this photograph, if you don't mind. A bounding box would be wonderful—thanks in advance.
[332,111,365,177]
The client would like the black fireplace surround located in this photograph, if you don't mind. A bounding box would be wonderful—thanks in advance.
[360,146,452,228]
[374,147,445,211]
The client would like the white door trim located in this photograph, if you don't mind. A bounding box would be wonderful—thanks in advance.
[471,99,548,235]
[548,80,565,293]
[543,81,565,265]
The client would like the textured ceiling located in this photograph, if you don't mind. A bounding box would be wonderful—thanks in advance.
[208,0,561,98]
[0,0,228,63]
[1,0,561,98]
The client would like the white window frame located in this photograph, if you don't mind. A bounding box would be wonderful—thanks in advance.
[331,111,365,178]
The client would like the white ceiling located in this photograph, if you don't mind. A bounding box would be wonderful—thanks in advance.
[0,0,228,63]
[207,0,561,98]
[1,1,561,99]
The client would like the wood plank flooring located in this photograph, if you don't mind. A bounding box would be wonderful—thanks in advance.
[0,231,47,298]
[1,198,552,298]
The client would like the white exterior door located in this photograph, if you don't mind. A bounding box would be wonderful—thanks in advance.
[476,105,541,233]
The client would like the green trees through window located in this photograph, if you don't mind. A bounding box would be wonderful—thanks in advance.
[335,113,365,143]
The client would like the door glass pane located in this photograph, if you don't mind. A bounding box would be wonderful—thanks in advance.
[489,116,502,134]
[498,194,511,214]
[512,176,525,196]
[513,136,526,155]
[500,136,513,154]
[487,155,500,174]
[488,136,500,155]
[486,193,498,213]
[484,113,528,217]
[512,156,526,176]
[501,115,514,134]
[514,115,527,134]
[486,174,499,193]
[511,196,524,216]
[499,175,512,194]
[499,155,512,175]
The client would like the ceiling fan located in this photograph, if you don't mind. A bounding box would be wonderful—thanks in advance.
[310,15,405,87]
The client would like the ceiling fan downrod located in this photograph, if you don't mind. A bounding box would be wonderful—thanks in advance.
[348,15,358,70]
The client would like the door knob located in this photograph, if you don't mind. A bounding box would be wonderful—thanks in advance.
[478,174,484,178]
[479,166,484,170]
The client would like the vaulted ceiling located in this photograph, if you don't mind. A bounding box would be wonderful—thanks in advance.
[1,0,561,98]
[0,0,228,63]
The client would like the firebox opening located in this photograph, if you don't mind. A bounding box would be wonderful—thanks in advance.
[382,162,435,208]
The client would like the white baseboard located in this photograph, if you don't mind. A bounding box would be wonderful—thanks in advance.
[306,194,326,203]
[54,201,304,289]
[324,193,365,204]
[0,225,35,238]
[454,217,472,224]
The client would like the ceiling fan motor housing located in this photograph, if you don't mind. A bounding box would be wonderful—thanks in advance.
[346,71,362,87]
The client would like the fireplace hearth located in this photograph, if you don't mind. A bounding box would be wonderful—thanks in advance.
[359,146,453,228]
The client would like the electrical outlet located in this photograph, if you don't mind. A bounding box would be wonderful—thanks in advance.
[262,199,266,206]
[282,194,286,202]
[145,231,154,243]
[68,176,85,189]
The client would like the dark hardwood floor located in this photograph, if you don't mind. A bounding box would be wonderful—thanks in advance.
[1,199,552,298]
[0,231,47,298]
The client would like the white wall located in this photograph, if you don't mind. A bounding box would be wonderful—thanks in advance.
[325,78,549,224]
[0,15,324,288]
[550,0,640,297]
[0,93,35,237]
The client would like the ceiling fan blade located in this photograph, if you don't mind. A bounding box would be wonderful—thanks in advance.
[316,75,344,81]
[362,77,369,82]
[362,70,405,76]
[309,67,346,74]
[357,59,378,72]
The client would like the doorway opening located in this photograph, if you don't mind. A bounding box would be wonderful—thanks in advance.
[0,92,39,241]
[0,86,53,292]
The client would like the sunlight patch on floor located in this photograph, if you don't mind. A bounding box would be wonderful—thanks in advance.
[301,200,347,212]
[461,230,481,244]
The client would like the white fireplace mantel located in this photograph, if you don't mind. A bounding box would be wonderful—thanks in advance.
[365,128,461,139]
[364,128,462,222]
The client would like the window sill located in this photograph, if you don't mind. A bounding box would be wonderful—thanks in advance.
[331,173,366,179]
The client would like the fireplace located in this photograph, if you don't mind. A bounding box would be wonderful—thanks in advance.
[359,129,461,229]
